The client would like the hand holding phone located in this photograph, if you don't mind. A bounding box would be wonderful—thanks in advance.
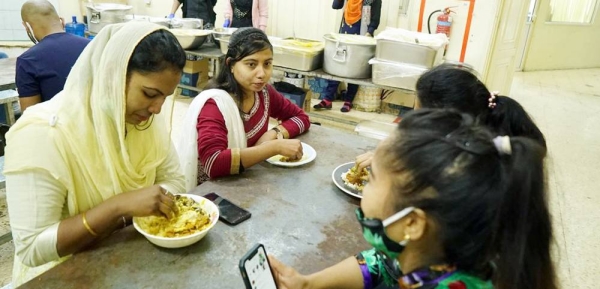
[203,192,251,225]
[240,244,278,289]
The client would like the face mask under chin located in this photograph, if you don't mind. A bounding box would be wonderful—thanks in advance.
[355,207,415,259]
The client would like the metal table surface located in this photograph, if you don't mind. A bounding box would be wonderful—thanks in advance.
[20,125,379,289]
[0,58,16,91]
[186,42,226,79]
[273,66,415,94]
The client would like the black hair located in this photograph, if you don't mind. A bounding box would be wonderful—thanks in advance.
[127,29,186,77]
[415,64,546,148]
[206,27,273,106]
[381,109,556,289]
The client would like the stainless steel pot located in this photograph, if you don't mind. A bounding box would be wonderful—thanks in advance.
[212,27,237,46]
[86,3,132,34]
[323,34,376,79]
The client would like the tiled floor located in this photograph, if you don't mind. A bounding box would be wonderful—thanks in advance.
[0,69,599,288]
[509,69,600,289]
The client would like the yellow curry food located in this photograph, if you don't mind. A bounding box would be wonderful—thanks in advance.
[137,195,212,238]
[342,165,370,192]
[279,156,302,163]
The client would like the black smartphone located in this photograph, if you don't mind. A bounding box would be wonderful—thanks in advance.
[203,192,251,225]
[239,243,277,289]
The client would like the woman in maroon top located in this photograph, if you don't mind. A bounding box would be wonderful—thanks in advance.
[177,28,310,189]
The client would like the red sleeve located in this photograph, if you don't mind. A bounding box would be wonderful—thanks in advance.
[266,85,311,138]
[196,99,240,178]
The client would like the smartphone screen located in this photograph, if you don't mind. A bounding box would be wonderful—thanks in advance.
[240,244,277,289]
[203,192,251,225]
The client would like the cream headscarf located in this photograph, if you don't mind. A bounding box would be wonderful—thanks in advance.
[4,22,184,215]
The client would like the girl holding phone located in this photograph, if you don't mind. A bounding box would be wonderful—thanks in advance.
[269,109,557,289]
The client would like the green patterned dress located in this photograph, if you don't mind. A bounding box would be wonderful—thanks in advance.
[355,248,493,289]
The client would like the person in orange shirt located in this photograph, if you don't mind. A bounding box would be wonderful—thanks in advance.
[313,0,382,113]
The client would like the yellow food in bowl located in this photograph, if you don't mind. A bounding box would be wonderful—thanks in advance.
[136,195,212,238]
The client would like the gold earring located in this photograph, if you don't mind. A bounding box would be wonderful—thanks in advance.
[404,234,411,241]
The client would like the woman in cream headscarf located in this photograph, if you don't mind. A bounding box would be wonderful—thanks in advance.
[4,22,186,286]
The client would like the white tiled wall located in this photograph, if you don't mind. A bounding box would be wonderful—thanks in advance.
[0,0,60,41]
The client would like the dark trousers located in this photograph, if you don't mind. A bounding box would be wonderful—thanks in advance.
[322,80,359,103]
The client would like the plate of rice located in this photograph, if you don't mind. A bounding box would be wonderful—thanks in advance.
[266,142,317,167]
[332,162,370,199]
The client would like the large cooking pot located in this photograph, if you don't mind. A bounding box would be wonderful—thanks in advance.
[323,34,376,79]
[86,3,132,34]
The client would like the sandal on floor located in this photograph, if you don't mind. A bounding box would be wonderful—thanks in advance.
[341,102,352,113]
[313,100,332,110]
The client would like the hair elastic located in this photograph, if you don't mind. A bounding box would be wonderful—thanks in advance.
[493,136,512,155]
[488,91,499,109]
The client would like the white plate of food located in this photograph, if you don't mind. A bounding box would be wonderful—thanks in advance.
[133,194,219,248]
[266,142,316,167]
[332,162,370,199]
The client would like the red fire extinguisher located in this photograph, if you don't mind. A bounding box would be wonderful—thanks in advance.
[428,7,455,37]
[436,8,454,37]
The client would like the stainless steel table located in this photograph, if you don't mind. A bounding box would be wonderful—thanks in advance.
[0,58,18,125]
[0,58,16,91]
[273,66,416,94]
[186,42,225,80]
[20,125,379,289]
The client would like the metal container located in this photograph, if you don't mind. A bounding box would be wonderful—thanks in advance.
[86,3,132,34]
[369,59,427,90]
[170,29,211,50]
[272,38,324,71]
[212,27,237,47]
[170,18,203,29]
[375,39,443,68]
[323,34,376,79]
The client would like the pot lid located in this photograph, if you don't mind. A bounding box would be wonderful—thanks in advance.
[323,33,377,46]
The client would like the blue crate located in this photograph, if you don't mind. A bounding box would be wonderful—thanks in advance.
[179,72,201,97]
[280,91,307,109]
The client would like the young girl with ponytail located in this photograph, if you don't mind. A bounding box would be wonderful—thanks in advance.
[270,109,556,289]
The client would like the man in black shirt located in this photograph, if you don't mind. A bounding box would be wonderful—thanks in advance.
[170,0,218,28]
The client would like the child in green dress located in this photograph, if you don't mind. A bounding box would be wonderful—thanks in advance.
[269,109,557,289]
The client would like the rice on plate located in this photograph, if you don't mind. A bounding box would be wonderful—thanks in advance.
[341,166,370,192]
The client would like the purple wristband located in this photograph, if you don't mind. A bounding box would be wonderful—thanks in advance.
[359,262,373,289]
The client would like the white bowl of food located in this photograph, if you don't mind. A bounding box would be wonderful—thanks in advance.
[133,194,219,248]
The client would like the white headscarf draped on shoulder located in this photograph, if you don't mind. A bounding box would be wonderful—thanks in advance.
[4,22,185,215]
